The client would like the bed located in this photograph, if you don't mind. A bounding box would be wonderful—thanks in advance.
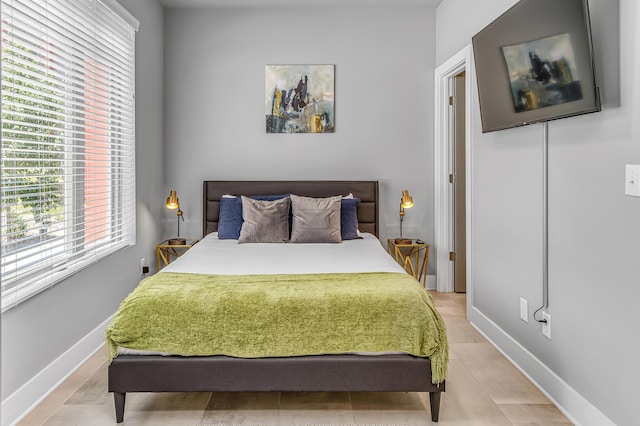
[107,180,447,423]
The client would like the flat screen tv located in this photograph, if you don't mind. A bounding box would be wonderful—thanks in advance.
[472,0,600,133]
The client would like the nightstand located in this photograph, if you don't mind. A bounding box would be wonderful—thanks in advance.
[156,238,198,269]
[387,239,429,287]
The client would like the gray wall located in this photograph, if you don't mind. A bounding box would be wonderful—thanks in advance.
[436,0,640,424]
[163,6,437,255]
[0,0,165,401]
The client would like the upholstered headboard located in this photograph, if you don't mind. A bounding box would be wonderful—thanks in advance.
[203,181,379,238]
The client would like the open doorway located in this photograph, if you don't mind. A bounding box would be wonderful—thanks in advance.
[452,72,466,293]
[434,45,472,296]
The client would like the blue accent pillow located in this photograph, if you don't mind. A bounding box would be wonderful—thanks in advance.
[218,194,289,239]
[340,198,361,240]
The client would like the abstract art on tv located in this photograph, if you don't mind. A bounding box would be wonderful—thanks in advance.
[265,65,335,133]
[501,33,583,113]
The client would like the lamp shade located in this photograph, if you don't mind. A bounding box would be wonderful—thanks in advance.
[401,190,414,209]
[166,190,180,210]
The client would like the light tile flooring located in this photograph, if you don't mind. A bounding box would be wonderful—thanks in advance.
[19,292,572,425]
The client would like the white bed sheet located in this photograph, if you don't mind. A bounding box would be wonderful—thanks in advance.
[160,232,407,276]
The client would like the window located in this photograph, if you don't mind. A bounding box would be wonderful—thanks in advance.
[1,0,139,311]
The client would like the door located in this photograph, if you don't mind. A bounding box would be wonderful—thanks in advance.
[453,72,467,293]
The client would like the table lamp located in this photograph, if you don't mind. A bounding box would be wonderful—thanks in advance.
[395,189,414,244]
[166,190,186,245]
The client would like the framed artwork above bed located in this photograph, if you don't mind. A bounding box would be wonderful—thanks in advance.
[265,64,335,134]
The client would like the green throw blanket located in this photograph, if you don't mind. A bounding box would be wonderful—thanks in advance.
[105,272,448,383]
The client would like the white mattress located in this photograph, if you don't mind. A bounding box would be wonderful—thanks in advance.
[160,232,407,276]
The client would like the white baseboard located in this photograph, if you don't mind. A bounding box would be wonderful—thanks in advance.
[1,315,113,426]
[426,274,436,290]
[468,306,615,426]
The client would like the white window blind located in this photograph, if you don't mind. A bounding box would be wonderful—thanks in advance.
[1,0,139,311]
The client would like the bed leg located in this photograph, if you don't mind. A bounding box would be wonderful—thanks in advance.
[429,391,442,422]
[113,392,126,423]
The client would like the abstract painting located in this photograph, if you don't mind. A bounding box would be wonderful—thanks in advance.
[265,65,335,133]
[502,34,583,112]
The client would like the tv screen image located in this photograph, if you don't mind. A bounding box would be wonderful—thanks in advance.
[472,0,600,133]
[502,33,582,112]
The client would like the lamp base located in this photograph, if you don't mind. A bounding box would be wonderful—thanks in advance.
[394,238,413,245]
[168,238,187,245]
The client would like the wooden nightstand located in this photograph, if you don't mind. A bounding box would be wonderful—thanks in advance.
[156,239,198,269]
[387,239,429,287]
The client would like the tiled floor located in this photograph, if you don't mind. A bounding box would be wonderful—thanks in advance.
[18,292,572,425]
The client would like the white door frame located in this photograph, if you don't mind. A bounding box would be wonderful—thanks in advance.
[434,45,474,294]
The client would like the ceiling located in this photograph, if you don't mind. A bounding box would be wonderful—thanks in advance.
[159,0,443,8]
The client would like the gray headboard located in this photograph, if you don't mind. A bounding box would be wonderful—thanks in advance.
[203,180,379,238]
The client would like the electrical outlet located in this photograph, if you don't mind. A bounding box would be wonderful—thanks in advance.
[519,298,528,323]
[626,164,640,197]
[140,258,148,275]
[541,312,551,339]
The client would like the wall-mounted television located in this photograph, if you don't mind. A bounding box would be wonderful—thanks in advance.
[472,0,600,133]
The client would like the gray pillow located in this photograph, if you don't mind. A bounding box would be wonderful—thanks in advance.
[238,196,290,243]
[290,194,342,243]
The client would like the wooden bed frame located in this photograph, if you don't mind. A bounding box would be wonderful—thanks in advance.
[108,180,445,422]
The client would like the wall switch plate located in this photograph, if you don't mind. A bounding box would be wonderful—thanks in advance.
[519,298,528,323]
[625,164,640,197]
[542,312,551,339]
[140,258,146,267]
